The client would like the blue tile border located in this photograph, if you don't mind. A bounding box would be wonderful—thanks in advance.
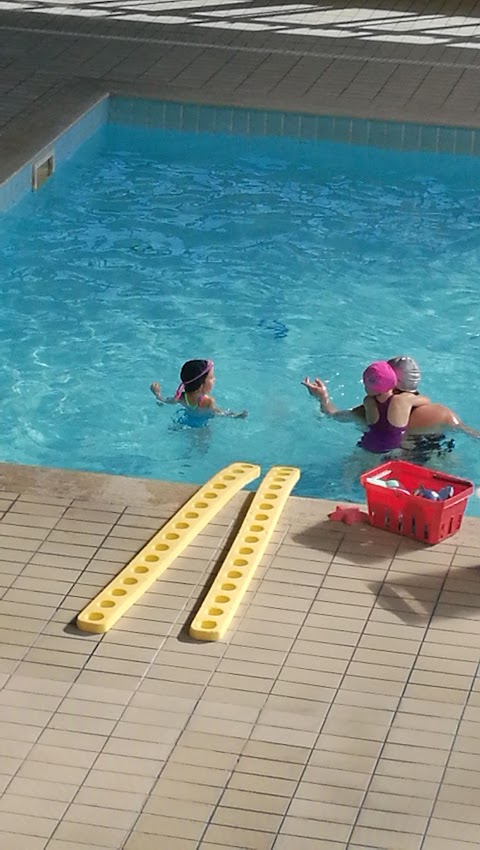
[109,95,480,158]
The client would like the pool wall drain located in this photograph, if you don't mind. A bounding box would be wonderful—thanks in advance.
[76,462,260,634]
[32,153,55,190]
[190,465,300,642]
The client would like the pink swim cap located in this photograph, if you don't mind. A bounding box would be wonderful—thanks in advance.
[363,361,397,395]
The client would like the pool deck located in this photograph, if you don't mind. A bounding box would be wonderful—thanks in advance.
[2,2,480,849]
[0,462,480,850]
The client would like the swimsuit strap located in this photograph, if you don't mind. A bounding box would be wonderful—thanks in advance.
[184,393,207,410]
[184,393,198,410]
[375,396,393,424]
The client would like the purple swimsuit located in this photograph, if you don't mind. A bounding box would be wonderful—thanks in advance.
[358,396,407,454]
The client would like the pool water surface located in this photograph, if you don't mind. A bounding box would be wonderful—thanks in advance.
[1,122,479,512]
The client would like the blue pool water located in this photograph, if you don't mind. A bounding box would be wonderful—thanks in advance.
[1,121,480,513]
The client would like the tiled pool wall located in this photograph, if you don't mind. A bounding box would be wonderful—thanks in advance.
[110,96,480,157]
[0,95,109,214]
[1,93,480,214]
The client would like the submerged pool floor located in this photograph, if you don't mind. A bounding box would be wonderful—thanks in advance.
[1,122,479,511]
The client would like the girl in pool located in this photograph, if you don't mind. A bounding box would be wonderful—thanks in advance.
[358,360,430,453]
[150,359,247,419]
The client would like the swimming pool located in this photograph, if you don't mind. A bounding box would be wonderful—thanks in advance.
[1,110,480,512]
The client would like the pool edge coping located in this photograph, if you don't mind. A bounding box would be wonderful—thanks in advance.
[1,458,479,542]
[0,78,109,190]
[2,74,480,202]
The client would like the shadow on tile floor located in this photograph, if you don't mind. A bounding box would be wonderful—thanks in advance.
[369,563,480,626]
[1,0,480,69]
[292,519,411,565]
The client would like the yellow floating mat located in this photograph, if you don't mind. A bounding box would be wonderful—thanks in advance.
[189,465,300,641]
[76,462,260,633]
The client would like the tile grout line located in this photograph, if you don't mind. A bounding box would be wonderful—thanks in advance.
[118,513,293,848]
[41,496,180,845]
[417,601,480,847]
[0,495,124,803]
[268,536,403,848]
[194,526,346,848]
[344,544,465,848]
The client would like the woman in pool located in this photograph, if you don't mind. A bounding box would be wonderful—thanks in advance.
[150,359,247,420]
[356,361,430,453]
[303,355,480,439]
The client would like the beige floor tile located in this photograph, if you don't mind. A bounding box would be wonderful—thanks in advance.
[26,743,98,769]
[57,698,124,721]
[202,824,275,849]
[422,839,480,850]
[282,815,350,842]
[275,839,344,850]
[213,806,283,832]
[302,764,371,790]
[364,789,433,816]
[186,714,253,739]
[0,793,68,819]
[314,734,383,758]
[36,727,107,752]
[393,712,458,735]
[0,835,47,850]
[433,798,480,824]
[381,742,450,766]
[252,724,317,748]
[227,772,297,797]
[135,813,205,840]
[103,736,172,760]
[309,748,377,774]
[427,818,480,843]
[221,788,289,815]
[161,761,231,788]
[288,797,357,824]
[0,712,42,743]
[0,811,57,838]
[375,758,445,783]
[125,836,197,850]
[438,771,478,806]
[64,802,137,830]
[398,696,464,720]
[239,753,306,781]
[16,761,89,786]
[358,807,428,833]
[7,776,78,803]
[46,844,110,850]
[52,821,127,847]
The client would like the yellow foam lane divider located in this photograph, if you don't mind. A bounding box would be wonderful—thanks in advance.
[189,465,300,641]
[76,462,261,634]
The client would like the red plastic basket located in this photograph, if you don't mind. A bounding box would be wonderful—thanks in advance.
[360,460,473,544]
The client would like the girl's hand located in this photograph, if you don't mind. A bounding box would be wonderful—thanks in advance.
[150,382,162,399]
[235,410,248,419]
[302,376,329,401]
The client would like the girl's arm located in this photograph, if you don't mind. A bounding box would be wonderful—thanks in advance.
[389,393,431,426]
[363,395,378,425]
[409,393,430,408]
[150,383,178,405]
[202,397,248,419]
[302,377,363,422]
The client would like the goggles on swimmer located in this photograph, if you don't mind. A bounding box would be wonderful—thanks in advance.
[174,360,213,400]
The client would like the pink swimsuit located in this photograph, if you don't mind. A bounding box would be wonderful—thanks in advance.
[358,396,407,454]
